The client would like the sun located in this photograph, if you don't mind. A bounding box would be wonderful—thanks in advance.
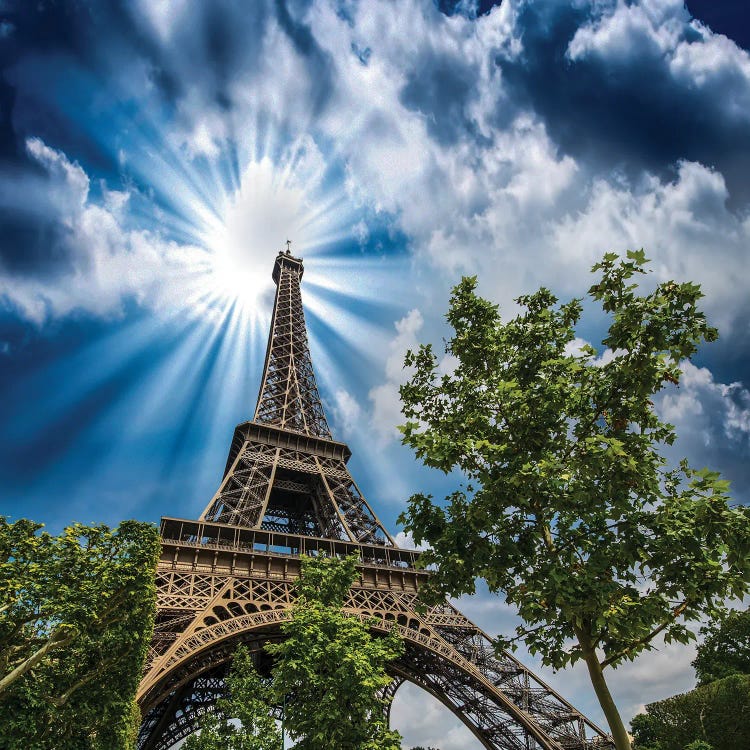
[201,157,312,310]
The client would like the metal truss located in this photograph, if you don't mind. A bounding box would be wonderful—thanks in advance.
[137,250,614,750]
[254,250,331,437]
[200,431,393,545]
[138,538,612,750]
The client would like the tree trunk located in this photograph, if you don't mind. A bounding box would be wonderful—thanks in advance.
[576,628,632,750]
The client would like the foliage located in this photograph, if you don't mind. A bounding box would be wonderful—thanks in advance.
[397,251,750,750]
[630,712,660,750]
[692,607,750,685]
[0,518,160,749]
[630,674,749,750]
[267,554,404,750]
[182,645,280,750]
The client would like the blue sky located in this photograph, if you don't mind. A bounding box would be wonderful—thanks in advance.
[1,1,749,747]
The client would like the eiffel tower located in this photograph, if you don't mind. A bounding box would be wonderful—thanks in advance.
[136,247,613,750]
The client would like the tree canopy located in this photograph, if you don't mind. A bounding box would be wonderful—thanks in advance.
[397,251,750,750]
[630,674,750,750]
[0,518,159,749]
[182,645,280,750]
[692,607,750,685]
[267,553,404,750]
[631,606,750,750]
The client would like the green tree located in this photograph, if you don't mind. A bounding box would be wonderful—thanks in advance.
[692,607,750,685]
[397,251,750,750]
[630,712,660,750]
[267,554,404,750]
[0,518,159,749]
[182,645,280,750]
[630,674,749,750]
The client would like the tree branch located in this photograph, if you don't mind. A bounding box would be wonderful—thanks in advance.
[600,600,690,669]
[50,651,125,707]
[0,626,76,694]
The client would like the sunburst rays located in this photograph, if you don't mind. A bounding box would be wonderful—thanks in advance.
[5,103,413,524]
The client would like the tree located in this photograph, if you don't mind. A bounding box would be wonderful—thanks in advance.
[629,712,660,750]
[397,251,750,750]
[630,674,750,750]
[692,607,750,685]
[182,645,280,750]
[630,606,750,750]
[267,554,404,750]
[0,518,160,749]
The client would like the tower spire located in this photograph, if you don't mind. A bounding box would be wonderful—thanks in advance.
[253,248,331,438]
[199,247,393,544]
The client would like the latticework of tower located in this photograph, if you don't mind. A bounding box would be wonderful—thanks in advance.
[254,251,331,437]
[136,248,615,750]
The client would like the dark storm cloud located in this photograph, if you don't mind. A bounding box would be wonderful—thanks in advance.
[136,1,275,111]
[0,0,273,163]
[0,1,89,164]
[497,2,750,204]
[0,208,74,278]
[685,0,750,51]
[399,2,750,206]
[0,142,84,281]
[657,363,750,506]
[0,1,149,278]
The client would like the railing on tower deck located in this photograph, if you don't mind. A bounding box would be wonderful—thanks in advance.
[159,517,422,571]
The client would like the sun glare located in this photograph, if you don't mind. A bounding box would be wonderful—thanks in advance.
[135,131,413,450]
[202,158,310,307]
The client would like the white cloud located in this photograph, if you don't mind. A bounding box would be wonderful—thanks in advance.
[135,0,190,42]
[567,0,750,119]
[659,361,750,441]
[330,388,362,437]
[655,361,750,505]
[25,136,90,209]
[392,682,482,750]
[392,530,429,551]
[549,161,750,331]
[12,0,750,345]
[0,138,203,323]
[368,308,423,444]
[568,0,690,64]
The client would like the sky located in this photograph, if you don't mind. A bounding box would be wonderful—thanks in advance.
[1,0,749,747]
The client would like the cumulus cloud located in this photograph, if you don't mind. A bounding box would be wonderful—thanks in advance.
[550,161,750,329]
[392,529,430,551]
[368,308,424,443]
[4,0,750,338]
[330,387,362,437]
[657,361,750,503]
[497,1,750,201]
[392,682,481,749]
[0,138,202,323]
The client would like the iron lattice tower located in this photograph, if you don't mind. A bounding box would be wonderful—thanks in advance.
[137,248,614,750]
